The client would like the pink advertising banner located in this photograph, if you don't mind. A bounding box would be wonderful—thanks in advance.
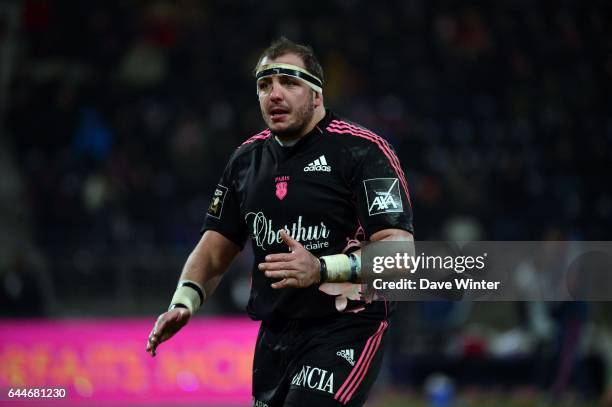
[0,318,259,406]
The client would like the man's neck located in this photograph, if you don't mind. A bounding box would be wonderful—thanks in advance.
[304,106,326,136]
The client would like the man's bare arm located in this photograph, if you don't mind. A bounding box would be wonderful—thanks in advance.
[179,230,241,298]
[146,230,240,356]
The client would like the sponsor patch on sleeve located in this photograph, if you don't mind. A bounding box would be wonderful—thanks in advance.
[207,184,228,219]
[363,178,403,216]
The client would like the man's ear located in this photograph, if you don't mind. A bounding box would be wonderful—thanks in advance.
[313,90,323,108]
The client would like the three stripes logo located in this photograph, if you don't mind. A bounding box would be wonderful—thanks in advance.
[336,349,355,366]
[304,155,331,172]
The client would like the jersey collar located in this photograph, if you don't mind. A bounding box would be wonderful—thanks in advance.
[269,109,334,150]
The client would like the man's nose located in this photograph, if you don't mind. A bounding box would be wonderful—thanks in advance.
[269,81,283,101]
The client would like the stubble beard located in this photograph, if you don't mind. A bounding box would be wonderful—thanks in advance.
[268,98,315,140]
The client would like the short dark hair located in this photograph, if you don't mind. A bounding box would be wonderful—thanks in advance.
[254,37,324,83]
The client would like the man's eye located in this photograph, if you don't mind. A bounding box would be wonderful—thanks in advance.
[280,77,297,86]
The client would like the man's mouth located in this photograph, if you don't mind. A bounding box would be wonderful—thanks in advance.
[269,107,289,122]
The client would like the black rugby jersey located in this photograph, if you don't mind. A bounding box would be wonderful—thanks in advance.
[202,110,413,322]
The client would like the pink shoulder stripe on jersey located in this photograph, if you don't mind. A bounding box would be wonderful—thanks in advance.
[328,120,409,199]
[327,121,410,201]
[334,320,388,404]
[329,121,404,180]
[329,121,411,205]
[241,129,271,145]
[327,121,411,204]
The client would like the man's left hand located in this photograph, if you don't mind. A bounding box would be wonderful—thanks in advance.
[258,230,320,289]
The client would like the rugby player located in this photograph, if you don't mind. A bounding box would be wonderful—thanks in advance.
[146,37,413,406]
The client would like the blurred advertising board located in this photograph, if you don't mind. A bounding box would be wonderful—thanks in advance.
[0,318,258,405]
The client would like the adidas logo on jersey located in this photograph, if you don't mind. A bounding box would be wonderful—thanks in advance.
[304,155,331,172]
[336,349,355,366]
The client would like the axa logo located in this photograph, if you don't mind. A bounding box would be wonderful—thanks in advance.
[363,178,403,216]
[336,349,355,366]
[304,155,331,172]
[371,193,399,211]
[291,365,334,394]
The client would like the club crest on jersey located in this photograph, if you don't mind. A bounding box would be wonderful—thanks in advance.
[275,176,290,200]
[207,184,228,219]
[363,178,403,216]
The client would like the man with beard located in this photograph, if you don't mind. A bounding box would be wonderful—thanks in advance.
[146,37,414,406]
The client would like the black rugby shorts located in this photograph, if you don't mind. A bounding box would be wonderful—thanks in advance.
[252,314,389,407]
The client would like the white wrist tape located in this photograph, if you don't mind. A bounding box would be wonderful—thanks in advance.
[169,280,206,314]
[319,253,361,283]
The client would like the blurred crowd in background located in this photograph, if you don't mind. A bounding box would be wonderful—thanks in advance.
[1,0,611,404]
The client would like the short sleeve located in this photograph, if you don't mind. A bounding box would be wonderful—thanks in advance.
[200,155,248,249]
[352,141,414,237]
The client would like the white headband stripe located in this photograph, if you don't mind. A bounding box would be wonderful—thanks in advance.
[255,63,323,94]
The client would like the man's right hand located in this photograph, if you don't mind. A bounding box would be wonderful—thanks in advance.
[146,307,191,357]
